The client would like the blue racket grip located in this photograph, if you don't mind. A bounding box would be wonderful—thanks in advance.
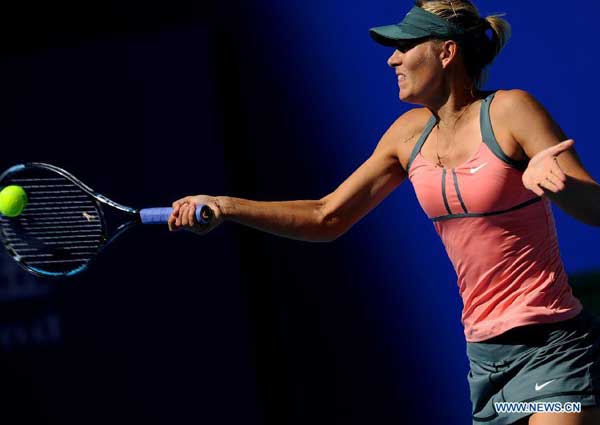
[139,205,213,225]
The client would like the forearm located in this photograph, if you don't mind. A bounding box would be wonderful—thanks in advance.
[546,176,600,226]
[217,196,337,242]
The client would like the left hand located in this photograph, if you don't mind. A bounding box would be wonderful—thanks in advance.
[522,139,574,196]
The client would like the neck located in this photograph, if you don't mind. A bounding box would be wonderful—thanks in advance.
[424,79,482,128]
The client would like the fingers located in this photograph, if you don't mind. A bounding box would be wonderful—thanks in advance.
[529,169,567,195]
[186,203,197,227]
[168,195,219,235]
[168,205,180,232]
[180,203,191,227]
[529,182,545,197]
[168,215,177,232]
[523,148,571,197]
[169,201,191,231]
[539,175,564,193]
[171,196,194,212]
[169,196,193,231]
[173,202,203,228]
[528,172,566,196]
[541,158,567,193]
[523,170,547,197]
[188,202,197,226]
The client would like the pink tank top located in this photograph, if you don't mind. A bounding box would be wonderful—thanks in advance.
[407,91,582,342]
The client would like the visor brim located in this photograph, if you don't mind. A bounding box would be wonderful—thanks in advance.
[369,24,431,47]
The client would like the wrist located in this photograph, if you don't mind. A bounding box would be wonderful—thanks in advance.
[215,196,233,219]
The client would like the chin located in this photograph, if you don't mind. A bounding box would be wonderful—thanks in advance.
[399,85,428,105]
[399,91,418,104]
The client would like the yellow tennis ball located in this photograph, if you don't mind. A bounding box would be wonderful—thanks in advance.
[0,185,28,217]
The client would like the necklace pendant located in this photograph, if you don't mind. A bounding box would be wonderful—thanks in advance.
[436,154,443,168]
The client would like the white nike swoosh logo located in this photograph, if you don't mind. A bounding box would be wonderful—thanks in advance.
[535,380,556,391]
[469,163,488,174]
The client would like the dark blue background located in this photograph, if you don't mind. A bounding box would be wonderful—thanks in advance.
[0,1,598,424]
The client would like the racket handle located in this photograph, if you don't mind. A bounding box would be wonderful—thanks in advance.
[139,205,213,225]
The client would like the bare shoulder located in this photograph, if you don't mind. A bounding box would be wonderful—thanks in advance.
[491,89,557,129]
[491,89,544,114]
[486,89,548,162]
[380,107,432,171]
[495,89,596,184]
[491,88,568,158]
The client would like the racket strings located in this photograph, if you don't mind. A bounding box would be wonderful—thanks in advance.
[0,173,106,275]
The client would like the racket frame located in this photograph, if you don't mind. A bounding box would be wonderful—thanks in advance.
[0,162,142,278]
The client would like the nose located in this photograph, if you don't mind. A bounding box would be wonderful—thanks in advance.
[387,49,402,68]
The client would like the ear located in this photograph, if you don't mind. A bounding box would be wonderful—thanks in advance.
[439,40,459,68]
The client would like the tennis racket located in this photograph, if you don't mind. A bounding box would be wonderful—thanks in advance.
[0,162,213,278]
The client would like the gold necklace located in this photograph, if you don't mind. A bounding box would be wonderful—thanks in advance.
[435,100,477,168]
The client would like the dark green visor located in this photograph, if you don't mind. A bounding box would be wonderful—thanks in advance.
[369,6,467,47]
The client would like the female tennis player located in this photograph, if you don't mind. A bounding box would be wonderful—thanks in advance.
[168,1,600,424]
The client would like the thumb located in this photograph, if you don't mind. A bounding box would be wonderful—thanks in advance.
[545,139,574,157]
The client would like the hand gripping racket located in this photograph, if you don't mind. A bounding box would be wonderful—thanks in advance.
[0,163,212,278]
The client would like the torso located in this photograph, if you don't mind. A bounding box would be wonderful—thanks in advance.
[399,89,582,342]
[396,90,528,171]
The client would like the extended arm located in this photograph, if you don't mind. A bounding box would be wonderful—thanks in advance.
[169,114,415,240]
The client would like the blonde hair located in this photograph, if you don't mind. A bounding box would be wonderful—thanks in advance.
[415,0,511,89]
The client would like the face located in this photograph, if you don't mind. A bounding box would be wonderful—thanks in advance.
[387,39,445,104]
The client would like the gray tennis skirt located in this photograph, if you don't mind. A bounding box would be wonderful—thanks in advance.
[466,309,600,425]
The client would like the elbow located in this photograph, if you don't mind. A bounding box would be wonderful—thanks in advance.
[314,223,343,243]
[316,201,347,242]
[317,227,342,243]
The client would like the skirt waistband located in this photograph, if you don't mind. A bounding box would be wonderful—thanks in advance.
[466,311,596,364]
